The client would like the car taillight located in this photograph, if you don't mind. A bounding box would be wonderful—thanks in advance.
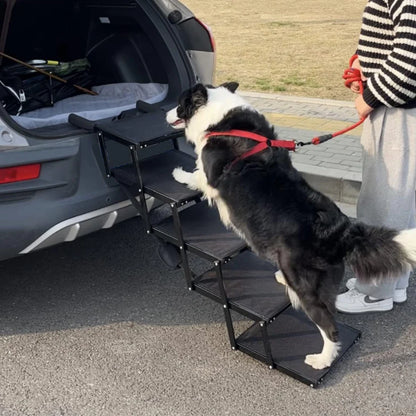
[195,17,216,52]
[0,163,41,184]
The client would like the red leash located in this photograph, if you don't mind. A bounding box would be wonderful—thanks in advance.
[308,54,366,145]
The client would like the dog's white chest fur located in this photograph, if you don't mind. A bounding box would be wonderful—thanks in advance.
[172,152,233,228]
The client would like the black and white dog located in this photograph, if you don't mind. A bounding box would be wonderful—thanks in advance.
[166,83,416,370]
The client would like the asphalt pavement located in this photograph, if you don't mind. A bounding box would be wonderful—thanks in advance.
[0,92,415,416]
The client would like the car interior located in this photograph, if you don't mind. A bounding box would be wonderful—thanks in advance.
[0,0,193,135]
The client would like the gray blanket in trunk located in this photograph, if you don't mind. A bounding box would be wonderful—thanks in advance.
[12,82,168,129]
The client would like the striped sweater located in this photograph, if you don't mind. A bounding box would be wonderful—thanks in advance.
[358,0,416,108]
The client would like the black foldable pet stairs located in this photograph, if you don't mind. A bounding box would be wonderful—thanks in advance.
[81,109,361,387]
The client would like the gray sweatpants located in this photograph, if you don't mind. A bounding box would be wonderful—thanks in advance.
[355,105,416,299]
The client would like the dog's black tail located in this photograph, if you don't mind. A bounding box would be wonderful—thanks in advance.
[345,223,416,280]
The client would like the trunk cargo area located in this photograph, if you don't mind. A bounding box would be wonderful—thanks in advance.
[0,0,193,133]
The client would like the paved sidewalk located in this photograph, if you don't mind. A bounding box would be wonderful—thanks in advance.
[241,91,363,215]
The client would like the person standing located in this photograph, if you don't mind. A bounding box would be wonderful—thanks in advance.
[336,0,416,313]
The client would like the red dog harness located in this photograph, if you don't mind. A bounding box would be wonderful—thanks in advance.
[205,129,296,163]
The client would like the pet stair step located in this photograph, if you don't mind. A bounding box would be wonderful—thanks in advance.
[96,110,182,146]
[112,150,202,204]
[152,201,247,261]
[194,250,290,321]
[236,306,361,387]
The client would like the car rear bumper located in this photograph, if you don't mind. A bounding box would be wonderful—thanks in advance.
[0,135,151,261]
[19,194,157,255]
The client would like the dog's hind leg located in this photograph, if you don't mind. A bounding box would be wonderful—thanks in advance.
[274,270,287,286]
[275,270,303,309]
[302,297,340,370]
[275,259,343,369]
[305,325,340,370]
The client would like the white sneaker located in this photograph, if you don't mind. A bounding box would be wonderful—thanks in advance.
[346,278,407,303]
[336,288,393,313]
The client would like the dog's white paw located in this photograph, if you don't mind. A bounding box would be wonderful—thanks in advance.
[172,167,191,184]
[275,270,287,286]
[304,353,333,370]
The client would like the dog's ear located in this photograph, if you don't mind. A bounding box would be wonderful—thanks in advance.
[220,82,239,93]
[191,83,208,107]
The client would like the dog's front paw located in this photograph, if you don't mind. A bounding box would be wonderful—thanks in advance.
[172,167,190,184]
[304,353,333,370]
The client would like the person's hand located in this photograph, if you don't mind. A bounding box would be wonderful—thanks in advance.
[350,80,361,94]
[355,95,373,119]
[349,58,366,94]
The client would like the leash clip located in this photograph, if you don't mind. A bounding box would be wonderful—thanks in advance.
[295,141,309,148]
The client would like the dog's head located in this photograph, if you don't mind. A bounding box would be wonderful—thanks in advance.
[166,82,243,146]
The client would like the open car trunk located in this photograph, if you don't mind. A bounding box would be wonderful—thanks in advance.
[0,0,215,263]
[0,0,198,135]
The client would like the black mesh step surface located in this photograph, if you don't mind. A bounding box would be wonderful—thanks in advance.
[236,306,361,387]
[153,201,247,261]
[97,110,182,146]
[112,150,201,203]
[194,251,290,321]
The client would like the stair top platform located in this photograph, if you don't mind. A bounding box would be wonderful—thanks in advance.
[97,110,183,146]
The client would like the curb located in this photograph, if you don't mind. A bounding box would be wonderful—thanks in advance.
[298,163,360,219]
[240,91,355,108]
